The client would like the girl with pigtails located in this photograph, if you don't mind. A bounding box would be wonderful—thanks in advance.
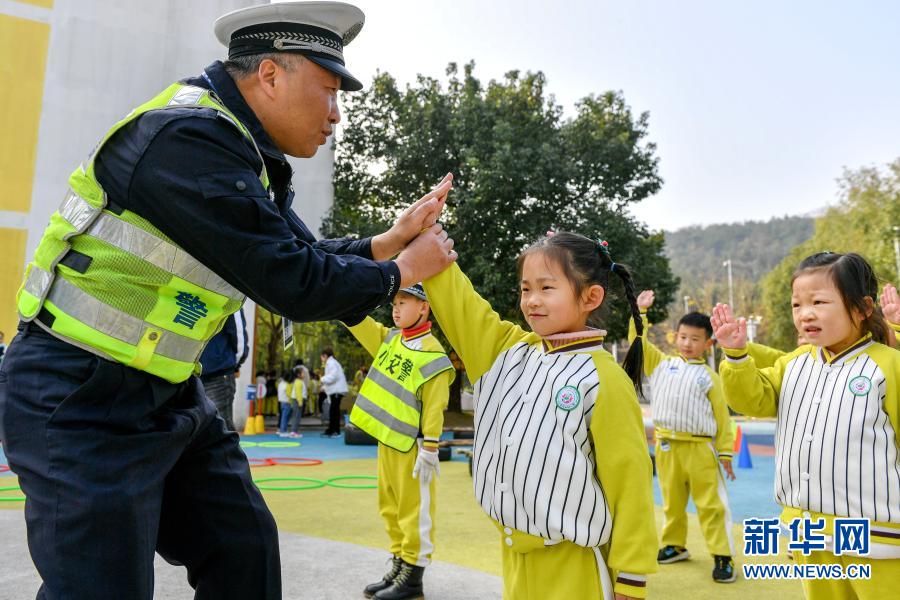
[713,252,900,600]
[423,231,657,599]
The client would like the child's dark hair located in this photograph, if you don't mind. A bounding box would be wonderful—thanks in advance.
[516,231,645,394]
[281,370,295,382]
[792,252,889,345]
[678,312,713,339]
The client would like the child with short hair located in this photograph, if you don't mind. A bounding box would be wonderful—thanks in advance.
[347,284,454,600]
[713,252,900,599]
[629,291,737,583]
[424,232,657,599]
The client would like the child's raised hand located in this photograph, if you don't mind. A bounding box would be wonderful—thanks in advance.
[636,290,655,310]
[881,283,900,325]
[710,303,747,350]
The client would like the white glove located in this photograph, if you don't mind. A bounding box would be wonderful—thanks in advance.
[412,447,440,484]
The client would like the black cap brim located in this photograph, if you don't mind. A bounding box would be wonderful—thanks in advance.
[306,55,363,91]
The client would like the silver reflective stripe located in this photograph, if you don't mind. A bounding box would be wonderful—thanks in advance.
[23,265,52,299]
[86,213,244,301]
[355,394,419,439]
[59,189,101,233]
[367,369,420,410]
[420,356,453,379]
[46,277,204,364]
[168,85,206,106]
[384,329,400,343]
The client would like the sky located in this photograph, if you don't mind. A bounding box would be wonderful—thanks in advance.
[328,0,900,232]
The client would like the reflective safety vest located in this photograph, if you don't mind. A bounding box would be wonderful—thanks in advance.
[350,330,455,452]
[17,83,269,384]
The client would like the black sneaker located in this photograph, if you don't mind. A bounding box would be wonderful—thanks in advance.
[657,545,690,564]
[713,555,737,583]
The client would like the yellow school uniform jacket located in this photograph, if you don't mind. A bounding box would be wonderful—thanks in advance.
[348,318,451,450]
[424,264,657,598]
[720,336,900,558]
[292,378,305,405]
[629,315,734,457]
[746,342,787,369]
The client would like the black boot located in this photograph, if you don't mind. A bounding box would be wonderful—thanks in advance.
[364,556,403,598]
[373,561,425,600]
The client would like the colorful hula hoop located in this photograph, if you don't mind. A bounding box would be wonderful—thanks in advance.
[239,441,259,448]
[0,465,10,473]
[265,457,323,467]
[253,477,326,491]
[248,458,277,467]
[325,475,377,489]
[0,483,24,502]
[257,441,301,448]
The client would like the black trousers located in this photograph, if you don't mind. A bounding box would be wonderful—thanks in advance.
[0,324,281,599]
[325,393,343,434]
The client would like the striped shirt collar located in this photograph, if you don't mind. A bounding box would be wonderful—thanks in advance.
[542,329,606,355]
[817,334,874,366]
[674,355,706,365]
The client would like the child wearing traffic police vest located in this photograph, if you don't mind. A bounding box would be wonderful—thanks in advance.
[424,232,657,600]
[713,252,900,600]
[628,292,737,583]
[347,284,454,600]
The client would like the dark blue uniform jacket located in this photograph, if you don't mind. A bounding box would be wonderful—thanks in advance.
[94,60,399,327]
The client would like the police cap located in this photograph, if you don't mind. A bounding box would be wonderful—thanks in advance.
[398,284,427,302]
[214,1,365,91]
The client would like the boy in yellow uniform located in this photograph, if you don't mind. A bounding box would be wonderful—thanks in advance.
[347,284,454,600]
[630,290,737,583]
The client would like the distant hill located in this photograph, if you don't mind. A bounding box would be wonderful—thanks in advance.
[664,215,816,291]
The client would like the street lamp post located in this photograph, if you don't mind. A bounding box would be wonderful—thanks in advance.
[893,225,900,282]
[723,259,735,309]
[747,315,762,343]
[683,295,690,314]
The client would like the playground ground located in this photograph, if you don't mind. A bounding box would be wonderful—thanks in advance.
[0,416,804,599]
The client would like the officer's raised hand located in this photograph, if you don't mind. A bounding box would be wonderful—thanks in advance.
[371,173,453,260]
[395,223,456,289]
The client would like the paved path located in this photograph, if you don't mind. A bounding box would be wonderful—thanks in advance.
[0,510,501,599]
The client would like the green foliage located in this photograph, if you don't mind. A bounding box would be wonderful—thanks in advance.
[761,159,900,349]
[659,216,815,349]
[254,307,375,377]
[324,61,677,341]
[666,216,816,290]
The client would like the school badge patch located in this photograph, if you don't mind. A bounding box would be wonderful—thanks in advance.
[555,386,581,411]
[848,375,872,396]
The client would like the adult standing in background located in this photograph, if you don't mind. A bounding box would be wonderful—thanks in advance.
[0,2,455,597]
[320,346,349,437]
[199,308,250,430]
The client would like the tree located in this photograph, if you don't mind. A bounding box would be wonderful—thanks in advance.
[324,61,677,342]
[761,159,900,349]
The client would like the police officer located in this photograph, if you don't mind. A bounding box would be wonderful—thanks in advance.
[0,2,455,598]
